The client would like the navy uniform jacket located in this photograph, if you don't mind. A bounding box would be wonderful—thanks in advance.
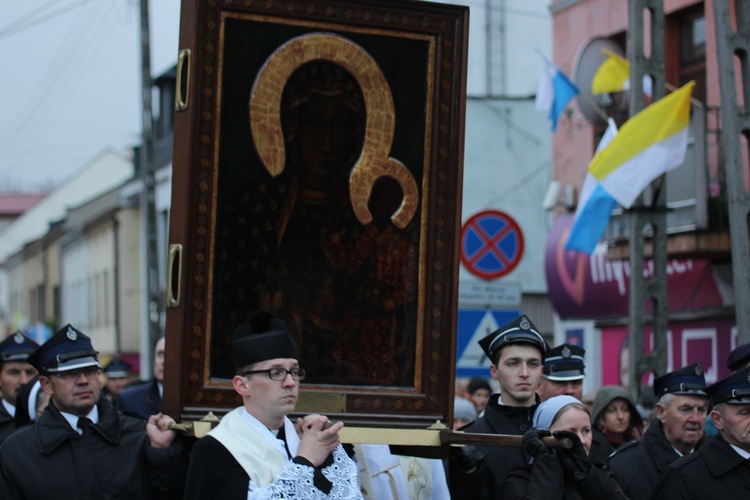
[0,402,14,445]
[0,398,183,499]
[449,393,538,500]
[650,434,750,499]
[117,378,161,420]
[607,419,702,499]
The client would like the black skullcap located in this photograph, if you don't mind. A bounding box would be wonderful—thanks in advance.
[543,344,586,381]
[706,367,750,405]
[232,311,298,370]
[653,362,707,399]
[0,331,39,362]
[27,324,99,374]
[478,314,546,363]
[727,343,750,372]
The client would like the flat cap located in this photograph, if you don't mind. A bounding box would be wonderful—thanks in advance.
[27,324,100,374]
[104,358,132,378]
[653,362,707,399]
[706,366,750,404]
[543,344,585,381]
[478,314,545,362]
[0,331,39,362]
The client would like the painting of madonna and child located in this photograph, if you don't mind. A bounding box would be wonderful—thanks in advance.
[208,21,445,389]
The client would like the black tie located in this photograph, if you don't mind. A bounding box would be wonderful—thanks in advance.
[276,425,293,459]
[78,417,92,435]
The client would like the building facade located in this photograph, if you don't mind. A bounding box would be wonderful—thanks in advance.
[545,0,740,393]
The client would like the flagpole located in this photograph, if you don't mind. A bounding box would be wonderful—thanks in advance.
[665,81,703,108]
[576,90,611,123]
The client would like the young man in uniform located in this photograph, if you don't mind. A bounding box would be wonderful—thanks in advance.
[0,324,183,499]
[607,362,708,499]
[449,314,546,499]
[0,332,38,444]
[651,366,750,498]
[184,311,362,499]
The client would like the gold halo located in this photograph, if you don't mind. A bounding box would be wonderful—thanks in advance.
[249,32,418,228]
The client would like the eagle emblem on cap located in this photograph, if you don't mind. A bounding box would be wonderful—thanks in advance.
[66,327,77,341]
[562,346,571,359]
[519,317,531,330]
[695,364,703,376]
[13,333,23,344]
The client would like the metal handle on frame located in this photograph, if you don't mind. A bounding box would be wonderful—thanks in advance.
[175,49,191,111]
[167,244,182,308]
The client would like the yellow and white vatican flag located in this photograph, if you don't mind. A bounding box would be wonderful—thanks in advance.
[592,48,653,97]
[587,81,694,209]
[591,48,630,95]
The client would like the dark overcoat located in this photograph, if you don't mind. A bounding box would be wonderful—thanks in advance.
[117,378,162,420]
[0,402,14,445]
[607,419,702,499]
[0,398,182,499]
[650,434,750,499]
[448,393,538,500]
[504,451,630,500]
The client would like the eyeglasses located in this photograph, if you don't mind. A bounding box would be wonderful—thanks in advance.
[51,366,101,381]
[242,367,306,381]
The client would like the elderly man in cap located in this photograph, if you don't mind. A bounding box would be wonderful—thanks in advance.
[537,343,585,402]
[704,342,750,439]
[0,324,183,499]
[184,311,361,499]
[449,314,546,500]
[606,362,708,499]
[651,366,750,498]
[0,332,38,444]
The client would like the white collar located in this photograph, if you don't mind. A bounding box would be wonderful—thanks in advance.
[670,445,694,457]
[2,399,15,417]
[240,408,300,458]
[60,405,99,434]
[729,442,750,459]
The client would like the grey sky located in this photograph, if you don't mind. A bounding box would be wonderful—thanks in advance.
[0,0,181,191]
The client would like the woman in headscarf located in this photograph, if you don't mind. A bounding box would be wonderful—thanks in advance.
[589,386,643,465]
[503,395,629,500]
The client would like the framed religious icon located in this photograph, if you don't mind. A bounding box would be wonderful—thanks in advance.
[164,0,469,428]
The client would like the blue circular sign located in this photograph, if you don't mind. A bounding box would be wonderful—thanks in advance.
[461,210,524,279]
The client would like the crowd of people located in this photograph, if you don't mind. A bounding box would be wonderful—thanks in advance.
[450,314,750,499]
[0,312,748,498]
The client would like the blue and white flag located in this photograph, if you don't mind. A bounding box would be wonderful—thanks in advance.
[535,51,580,132]
[564,118,619,253]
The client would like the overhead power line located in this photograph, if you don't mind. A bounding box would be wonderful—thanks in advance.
[0,0,92,40]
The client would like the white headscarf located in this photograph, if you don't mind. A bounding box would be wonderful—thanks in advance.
[26,380,42,421]
[533,395,583,430]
